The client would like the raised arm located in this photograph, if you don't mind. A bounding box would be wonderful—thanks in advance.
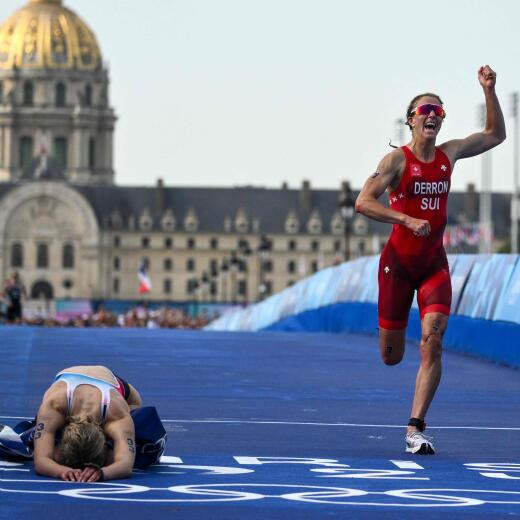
[33,403,79,481]
[355,149,431,236]
[442,65,506,163]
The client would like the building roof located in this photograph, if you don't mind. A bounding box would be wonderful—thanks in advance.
[0,180,512,239]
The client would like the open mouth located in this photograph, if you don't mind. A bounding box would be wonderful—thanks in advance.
[424,120,437,131]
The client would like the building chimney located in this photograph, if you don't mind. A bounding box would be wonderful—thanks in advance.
[155,177,165,213]
[299,179,312,212]
[464,182,478,223]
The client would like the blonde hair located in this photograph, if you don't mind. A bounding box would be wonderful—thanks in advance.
[59,416,108,469]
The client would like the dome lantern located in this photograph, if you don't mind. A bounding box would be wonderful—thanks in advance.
[30,0,63,5]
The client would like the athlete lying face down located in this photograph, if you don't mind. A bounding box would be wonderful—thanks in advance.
[33,366,142,482]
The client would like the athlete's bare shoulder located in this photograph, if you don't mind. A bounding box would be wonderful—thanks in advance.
[437,141,457,169]
[373,147,406,190]
[40,383,67,414]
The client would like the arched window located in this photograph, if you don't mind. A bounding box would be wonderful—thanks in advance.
[37,244,49,268]
[85,84,92,106]
[23,81,34,106]
[55,82,66,107]
[186,258,195,272]
[11,243,23,267]
[62,243,74,269]
[19,136,34,169]
[163,279,172,295]
[287,260,296,274]
[31,280,54,300]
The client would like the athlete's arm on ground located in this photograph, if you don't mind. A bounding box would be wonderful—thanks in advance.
[33,403,80,481]
[82,415,136,482]
[441,65,506,165]
[355,148,431,236]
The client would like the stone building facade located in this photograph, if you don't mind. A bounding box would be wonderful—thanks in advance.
[0,1,512,306]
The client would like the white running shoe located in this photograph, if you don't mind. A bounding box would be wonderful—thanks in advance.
[405,430,435,454]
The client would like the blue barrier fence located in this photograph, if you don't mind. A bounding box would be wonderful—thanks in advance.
[206,254,520,368]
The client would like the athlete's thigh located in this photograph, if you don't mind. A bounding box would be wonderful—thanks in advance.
[378,245,415,331]
[417,266,452,321]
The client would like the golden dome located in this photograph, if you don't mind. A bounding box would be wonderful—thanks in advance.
[0,0,102,71]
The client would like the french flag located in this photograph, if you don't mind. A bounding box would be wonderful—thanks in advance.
[138,261,152,294]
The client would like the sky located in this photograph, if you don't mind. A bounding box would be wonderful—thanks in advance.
[1,0,520,192]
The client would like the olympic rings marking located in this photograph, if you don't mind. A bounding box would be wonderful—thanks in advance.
[2,480,520,507]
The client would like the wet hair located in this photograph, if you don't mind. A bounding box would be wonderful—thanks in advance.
[58,416,108,469]
[405,92,444,130]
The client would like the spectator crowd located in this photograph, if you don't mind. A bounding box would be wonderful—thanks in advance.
[6,304,213,329]
[1,272,214,329]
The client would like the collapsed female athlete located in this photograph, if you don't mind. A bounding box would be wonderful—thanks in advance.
[355,65,505,454]
[33,365,142,481]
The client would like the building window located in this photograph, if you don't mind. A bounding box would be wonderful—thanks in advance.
[311,261,319,273]
[287,280,295,287]
[263,259,273,273]
[334,240,342,252]
[311,240,320,252]
[23,81,34,106]
[186,258,195,272]
[113,257,120,270]
[19,136,34,169]
[85,83,92,107]
[358,241,366,256]
[62,243,74,269]
[0,81,4,104]
[142,257,150,269]
[11,243,23,267]
[89,137,96,169]
[264,280,272,295]
[164,237,173,249]
[54,137,67,169]
[287,260,296,274]
[55,82,66,107]
[209,258,218,273]
[164,258,172,271]
[113,277,119,293]
[210,281,217,296]
[288,239,296,251]
[238,279,247,296]
[210,237,218,250]
[187,237,196,249]
[37,243,49,268]
[114,236,120,247]
[163,279,172,295]
[141,236,150,248]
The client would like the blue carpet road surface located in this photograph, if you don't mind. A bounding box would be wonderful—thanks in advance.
[0,327,519,519]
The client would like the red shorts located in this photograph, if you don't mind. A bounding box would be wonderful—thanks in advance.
[378,242,452,330]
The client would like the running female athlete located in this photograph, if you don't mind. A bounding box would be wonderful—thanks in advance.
[355,65,505,454]
[34,365,142,481]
